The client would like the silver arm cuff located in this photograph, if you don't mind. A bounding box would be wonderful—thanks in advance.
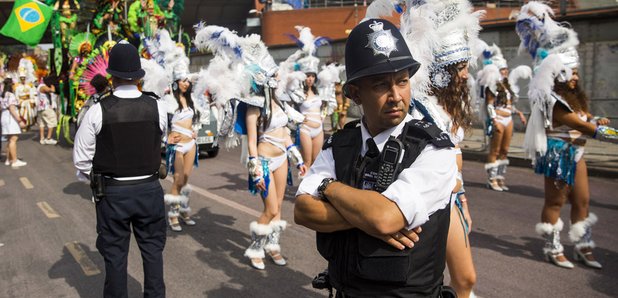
[247,157,263,182]
[286,145,304,167]
[594,126,618,144]
[487,104,497,119]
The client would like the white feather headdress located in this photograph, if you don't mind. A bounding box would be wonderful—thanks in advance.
[400,0,484,94]
[515,1,579,69]
[17,58,35,84]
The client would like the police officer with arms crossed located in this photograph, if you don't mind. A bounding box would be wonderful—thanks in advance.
[295,19,458,297]
[73,41,168,298]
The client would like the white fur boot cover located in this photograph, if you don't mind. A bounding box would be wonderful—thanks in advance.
[164,194,188,206]
[484,162,500,179]
[244,222,272,259]
[180,184,193,197]
[496,159,509,179]
[569,213,598,250]
[265,220,288,253]
[536,218,564,255]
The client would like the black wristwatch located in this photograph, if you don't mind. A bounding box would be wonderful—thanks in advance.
[317,178,336,201]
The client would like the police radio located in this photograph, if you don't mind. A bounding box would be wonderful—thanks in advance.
[374,138,404,193]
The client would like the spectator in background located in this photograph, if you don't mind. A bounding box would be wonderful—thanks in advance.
[36,76,58,145]
[77,74,110,127]
[1,78,27,168]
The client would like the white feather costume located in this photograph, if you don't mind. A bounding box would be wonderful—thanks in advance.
[317,63,345,115]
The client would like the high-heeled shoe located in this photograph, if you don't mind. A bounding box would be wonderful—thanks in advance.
[498,179,509,191]
[486,179,503,191]
[168,216,182,232]
[268,251,287,266]
[180,212,196,226]
[544,252,574,269]
[573,248,602,269]
[250,258,265,270]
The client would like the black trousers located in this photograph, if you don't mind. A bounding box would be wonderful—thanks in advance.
[95,180,167,298]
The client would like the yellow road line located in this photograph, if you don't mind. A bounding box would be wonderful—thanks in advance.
[65,241,101,276]
[36,202,61,219]
[19,177,33,189]
[0,179,4,187]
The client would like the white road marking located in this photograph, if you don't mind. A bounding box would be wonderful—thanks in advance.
[164,177,261,218]
[65,241,101,276]
[37,202,61,219]
[19,177,33,189]
[161,179,313,239]
[0,179,4,187]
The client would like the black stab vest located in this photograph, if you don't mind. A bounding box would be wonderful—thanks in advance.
[92,93,162,177]
[317,119,453,297]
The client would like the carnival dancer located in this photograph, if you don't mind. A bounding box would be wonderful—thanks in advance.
[194,25,307,270]
[516,1,618,270]
[14,59,37,131]
[51,0,80,45]
[288,26,330,167]
[388,0,484,296]
[164,73,199,232]
[316,62,343,132]
[476,42,530,191]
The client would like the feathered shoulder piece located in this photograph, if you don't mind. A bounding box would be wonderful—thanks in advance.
[476,64,501,95]
[528,54,571,106]
[507,65,532,98]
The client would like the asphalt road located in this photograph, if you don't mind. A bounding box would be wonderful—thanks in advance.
[1,131,617,298]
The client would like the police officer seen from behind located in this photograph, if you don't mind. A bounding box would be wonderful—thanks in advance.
[73,40,168,298]
[295,19,458,297]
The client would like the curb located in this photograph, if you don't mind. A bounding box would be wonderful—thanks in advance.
[461,149,618,179]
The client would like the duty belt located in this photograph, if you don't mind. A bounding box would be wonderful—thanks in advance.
[104,174,158,186]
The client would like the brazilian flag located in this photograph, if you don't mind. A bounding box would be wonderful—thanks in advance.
[0,0,53,46]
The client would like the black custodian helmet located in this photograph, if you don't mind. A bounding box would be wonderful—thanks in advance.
[106,40,146,80]
[343,19,420,97]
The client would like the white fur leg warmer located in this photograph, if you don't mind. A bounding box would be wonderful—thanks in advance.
[180,184,193,197]
[536,218,565,255]
[164,194,189,206]
[535,218,563,236]
[264,220,288,253]
[168,210,180,218]
[244,222,272,259]
[569,213,598,249]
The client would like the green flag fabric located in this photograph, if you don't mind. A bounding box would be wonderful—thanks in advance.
[0,0,53,46]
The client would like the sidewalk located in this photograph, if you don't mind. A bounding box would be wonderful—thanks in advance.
[459,128,618,179]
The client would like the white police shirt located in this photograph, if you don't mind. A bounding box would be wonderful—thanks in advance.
[296,114,457,230]
[73,85,168,181]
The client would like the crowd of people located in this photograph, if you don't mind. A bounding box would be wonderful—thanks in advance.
[0,60,62,169]
[2,0,618,297]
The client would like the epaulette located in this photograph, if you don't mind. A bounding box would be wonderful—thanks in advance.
[323,119,361,150]
[402,119,454,148]
[142,91,161,100]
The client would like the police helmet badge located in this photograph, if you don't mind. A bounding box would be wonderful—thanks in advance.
[366,21,398,58]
